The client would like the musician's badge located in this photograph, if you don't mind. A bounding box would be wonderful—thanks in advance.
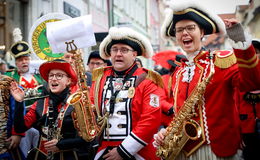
[125,81,131,88]
[149,94,159,107]
[128,87,135,98]
[114,78,123,90]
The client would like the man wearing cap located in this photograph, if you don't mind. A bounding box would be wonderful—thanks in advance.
[90,27,163,160]
[86,50,111,86]
[135,58,143,68]
[152,51,186,127]
[154,0,260,159]
[5,32,44,106]
[235,39,260,160]
[87,50,111,73]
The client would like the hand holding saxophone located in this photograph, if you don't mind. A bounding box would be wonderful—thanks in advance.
[153,128,166,148]
[44,139,59,153]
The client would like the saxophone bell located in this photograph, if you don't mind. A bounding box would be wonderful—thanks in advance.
[67,88,99,142]
[183,119,202,141]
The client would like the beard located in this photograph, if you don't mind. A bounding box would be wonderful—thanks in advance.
[19,67,29,73]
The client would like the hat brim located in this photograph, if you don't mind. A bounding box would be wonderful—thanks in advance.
[39,61,77,86]
[10,41,31,59]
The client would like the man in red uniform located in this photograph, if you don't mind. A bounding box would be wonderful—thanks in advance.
[152,51,186,127]
[236,39,260,160]
[90,27,163,160]
[154,0,260,159]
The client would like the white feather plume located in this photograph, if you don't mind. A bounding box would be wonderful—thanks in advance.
[13,28,23,43]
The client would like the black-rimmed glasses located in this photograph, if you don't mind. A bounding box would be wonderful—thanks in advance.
[110,48,135,54]
[48,73,68,80]
[174,24,197,34]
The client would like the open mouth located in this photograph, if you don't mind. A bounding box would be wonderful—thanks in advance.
[115,59,123,63]
[183,39,193,47]
[22,65,28,68]
[51,83,59,88]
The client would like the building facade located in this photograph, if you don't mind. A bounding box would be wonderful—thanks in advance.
[1,0,163,69]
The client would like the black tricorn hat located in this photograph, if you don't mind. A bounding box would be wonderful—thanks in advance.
[10,41,31,59]
[161,0,226,38]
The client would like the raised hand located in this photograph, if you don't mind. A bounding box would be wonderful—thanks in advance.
[223,18,239,28]
[10,81,24,102]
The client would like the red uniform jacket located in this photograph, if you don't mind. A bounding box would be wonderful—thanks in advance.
[235,89,260,134]
[161,74,174,127]
[170,45,260,157]
[90,65,162,160]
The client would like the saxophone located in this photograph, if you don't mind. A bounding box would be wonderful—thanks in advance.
[66,40,101,142]
[0,75,14,154]
[156,55,215,160]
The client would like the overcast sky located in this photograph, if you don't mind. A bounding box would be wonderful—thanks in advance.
[199,0,249,14]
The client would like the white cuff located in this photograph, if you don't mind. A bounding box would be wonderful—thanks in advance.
[120,132,147,156]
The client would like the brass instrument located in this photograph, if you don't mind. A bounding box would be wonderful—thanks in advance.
[156,55,215,160]
[66,40,101,142]
[0,75,14,154]
[24,85,48,101]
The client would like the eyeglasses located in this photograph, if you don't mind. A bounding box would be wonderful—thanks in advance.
[110,48,134,54]
[174,24,197,34]
[89,62,104,66]
[48,73,68,80]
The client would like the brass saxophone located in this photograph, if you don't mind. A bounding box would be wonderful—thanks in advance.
[66,40,101,142]
[0,75,14,154]
[156,56,215,160]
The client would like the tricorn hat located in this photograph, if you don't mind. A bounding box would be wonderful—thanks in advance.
[161,0,226,38]
[99,27,153,59]
[9,28,31,59]
[39,59,77,86]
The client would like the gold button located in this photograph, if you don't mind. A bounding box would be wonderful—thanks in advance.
[118,124,122,128]
[117,111,121,115]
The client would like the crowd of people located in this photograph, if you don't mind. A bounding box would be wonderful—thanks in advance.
[0,0,260,160]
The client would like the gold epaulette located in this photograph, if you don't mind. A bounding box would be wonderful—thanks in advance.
[214,50,237,69]
[92,67,105,81]
[146,70,164,88]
